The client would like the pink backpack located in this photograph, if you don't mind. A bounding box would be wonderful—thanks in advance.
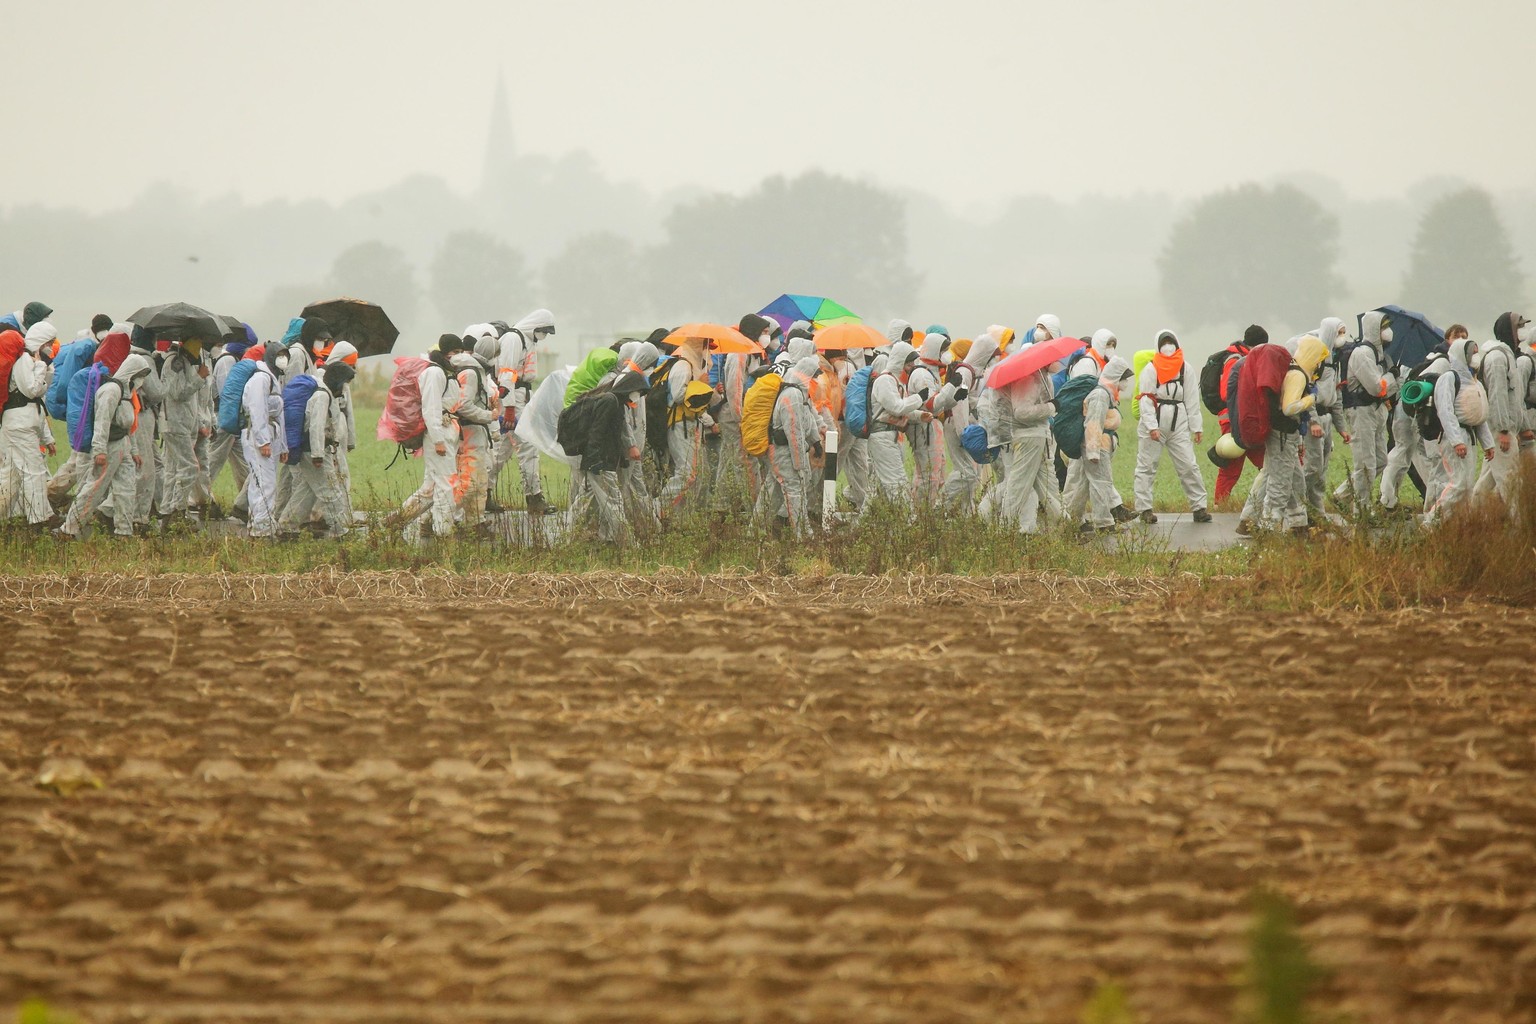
[377,356,433,449]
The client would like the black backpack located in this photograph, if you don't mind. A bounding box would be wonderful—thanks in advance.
[643,356,683,456]
[1338,341,1389,408]
[1200,346,1240,414]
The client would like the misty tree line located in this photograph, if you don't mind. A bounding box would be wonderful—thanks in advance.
[0,160,1528,349]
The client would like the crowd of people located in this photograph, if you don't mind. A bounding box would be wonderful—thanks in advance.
[1,300,1531,543]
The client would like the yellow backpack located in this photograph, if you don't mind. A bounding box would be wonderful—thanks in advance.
[670,379,715,425]
[740,373,783,457]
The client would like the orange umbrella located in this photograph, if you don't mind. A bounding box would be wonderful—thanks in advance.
[665,323,762,355]
[813,322,887,350]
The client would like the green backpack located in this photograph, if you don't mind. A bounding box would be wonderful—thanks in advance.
[1050,375,1102,459]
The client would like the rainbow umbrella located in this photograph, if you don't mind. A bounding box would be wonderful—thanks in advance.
[759,294,861,334]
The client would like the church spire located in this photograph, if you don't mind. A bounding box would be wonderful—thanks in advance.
[482,69,516,189]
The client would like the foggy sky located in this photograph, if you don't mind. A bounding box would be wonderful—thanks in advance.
[5,0,1533,213]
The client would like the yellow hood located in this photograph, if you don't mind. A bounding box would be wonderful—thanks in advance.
[1295,335,1328,378]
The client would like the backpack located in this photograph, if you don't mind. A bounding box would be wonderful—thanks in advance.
[210,352,237,412]
[376,356,435,448]
[217,360,260,435]
[844,366,880,438]
[1397,358,1440,414]
[1200,347,1241,414]
[643,355,684,456]
[1338,341,1389,408]
[45,339,96,420]
[740,372,785,457]
[960,423,1000,464]
[282,375,323,455]
[68,364,113,452]
[1049,375,1102,459]
[1516,348,1536,409]
[556,389,603,459]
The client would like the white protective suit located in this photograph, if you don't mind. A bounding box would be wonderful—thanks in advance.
[1064,357,1132,530]
[1301,319,1349,511]
[61,354,151,537]
[1132,330,1208,516]
[449,351,497,529]
[491,309,554,509]
[659,340,712,511]
[1380,352,1446,512]
[240,351,286,538]
[866,340,924,507]
[275,372,350,537]
[157,342,205,517]
[0,327,57,524]
[940,333,1002,509]
[208,344,251,516]
[614,341,661,522]
[396,354,464,536]
[905,333,948,506]
[1427,338,1495,524]
[981,365,1060,534]
[1471,313,1528,505]
[1342,310,1396,506]
[757,358,824,535]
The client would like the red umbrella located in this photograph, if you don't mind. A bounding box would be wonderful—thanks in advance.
[987,336,1084,390]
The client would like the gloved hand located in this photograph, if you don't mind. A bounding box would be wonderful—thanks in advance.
[945,364,963,386]
[917,388,930,402]
[954,387,969,402]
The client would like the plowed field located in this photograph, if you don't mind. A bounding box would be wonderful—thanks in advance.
[2,576,1533,1022]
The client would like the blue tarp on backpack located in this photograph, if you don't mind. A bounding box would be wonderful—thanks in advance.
[1049,375,1101,460]
[282,375,321,455]
[218,360,260,435]
[960,423,999,464]
[46,339,96,420]
[67,363,112,452]
[844,365,875,438]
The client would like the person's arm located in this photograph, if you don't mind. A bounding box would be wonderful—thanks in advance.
[343,385,357,448]
[1010,377,1055,427]
[1349,346,1390,402]
[1280,369,1316,419]
[1484,351,1517,438]
[1083,389,1106,460]
[1137,364,1157,425]
[92,382,119,456]
[456,370,495,425]
[420,365,454,446]
[305,390,329,460]
[1434,373,1467,450]
[14,354,47,399]
[870,373,921,422]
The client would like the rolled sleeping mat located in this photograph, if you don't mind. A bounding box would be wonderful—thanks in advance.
[1207,431,1245,468]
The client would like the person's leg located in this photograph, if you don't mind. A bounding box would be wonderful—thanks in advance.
[1132,433,1162,514]
[590,469,628,545]
[62,451,122,536]
[243,440,280,537]
[843,431,870,510]
[940,419,978,509]
[768,445,809,535]
[47,449,88,508]
[866,434,909,506]
[428,441,460,535]
[1166,427,1208,512]
[1062,456,1089,522]
[1086,456,1118,528]
[132,425,157,526]
[277,461,320,534]
[160,431,198,515]
[1002,438,1044,533]
[660,423,701,510]
[455,432,490,528]
[512,434,544,508]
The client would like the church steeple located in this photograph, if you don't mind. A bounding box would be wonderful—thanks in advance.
[482,70,516,189]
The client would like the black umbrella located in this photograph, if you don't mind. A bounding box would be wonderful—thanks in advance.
[216,314,246,340]
[127,302,226,344]
[301,297,399,357]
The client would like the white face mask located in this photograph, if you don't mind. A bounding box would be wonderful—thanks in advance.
[1159,343,1177,356]
[274,353,290,373]
[1380,327,1393,345]
[1035,327,1052,343]
[1337,330,1349,346]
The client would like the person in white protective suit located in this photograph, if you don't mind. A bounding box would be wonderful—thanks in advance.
[1300,319,1351,516]
[0,325,57,526]
[1238,336,1330,534]
[1338,310,1397,508]
[1132,329,1211,524]
[276,360,355,539]
[58,353,152,538]
[449,341,498,532]
[1064,356,1134,534]
[1425,336,1495,525]
[941,331,1005,509]
[865,339,928,507]
[905,331,949,506]
[714,314,773,511]
[980,357,1061,534]
[757,356,825,536]
[156,336,208,524]
[609,339,661,524]
[658,336,714,512]
[490,309,556,514]
[391,335,467,538]
[1471,312,1529,507]
[1063,328,1132,523]
[240,344,289,539]
[568,370,650,546]
[1380,328,1451,517]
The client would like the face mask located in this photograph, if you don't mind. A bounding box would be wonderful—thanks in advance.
[1380,327,1393,345]
[1159,343,1177,356]
[1337,331,1349,346]
[1034,328,1052,343]
[274,353,290,373]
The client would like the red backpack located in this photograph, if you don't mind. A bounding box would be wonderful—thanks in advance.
[0,331,24,401]
[377,356,436,449]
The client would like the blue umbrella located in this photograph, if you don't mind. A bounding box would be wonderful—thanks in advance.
[1358,305,1443,368]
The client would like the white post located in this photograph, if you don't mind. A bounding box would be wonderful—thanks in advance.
[822,427,839,528]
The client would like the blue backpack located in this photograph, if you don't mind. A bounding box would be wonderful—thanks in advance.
[844,366,878,438]
[282,375,322,454]
[960,423,999,464]
[218,360,260,435]
[46,339,96,420]
[67,363,113,452]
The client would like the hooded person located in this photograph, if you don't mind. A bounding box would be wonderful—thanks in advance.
[713,313,773,511]
[938,331,1002,509]
[1027,314,1062,348]
[390,335,469,538]
[322,340,361,520]
[657,334,715,513]
[49,329,136,509]
[0,326,58,526]
[1238,336,1330,534]
[905,331,949,506]
[490,309,556,514]
[865,339,927,507]
[1471,311,1530,506]
[1426,336,1496,525]
[1381,327,1454,517]
[564,348,620,407]
[58,353,152,538]
[1339,310,1397,508]
[825,341,870,512]
[1064,356,1134,533]
[1069,329,1118,379]
[156,332,211,523]
[206,324,258,521]
[607,340,662,523]
[978,354,1061,534]
[1131,329,1211,524]
[126,326,170,531]
[754,355,825,536]
[299,317,334,365]
[275,359,355,540]
[446,339,497,531]
[566,370,649,546]
[239,341,291,538]
[1298,318,1352,516]
[17,302,53,332]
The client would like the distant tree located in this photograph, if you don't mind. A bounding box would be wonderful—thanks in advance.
[1158,184,1343,330]
[1402,187,1523,322]
[428,230,532,328]
[326,241,420,327]
[649,171,922,321]
[543,232,648,334]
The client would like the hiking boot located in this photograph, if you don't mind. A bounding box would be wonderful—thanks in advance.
[51,528,75,542]
[1078,521,1096,534]
[1192,508,1213,524]
[207,501,225,522]
[485,494,505,514]
[1235,518,1254,537]
[1138,510,1158,524]
[525,493,548,516]
[1290,525,1311,538]
[1110,504,1135,524]
[229,504,250,524]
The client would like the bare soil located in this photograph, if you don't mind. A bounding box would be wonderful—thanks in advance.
[2,576,1533,1022]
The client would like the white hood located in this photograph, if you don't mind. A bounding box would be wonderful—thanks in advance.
[514,308,556,336]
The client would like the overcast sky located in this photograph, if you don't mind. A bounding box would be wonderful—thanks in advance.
[6,0,1532,213]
